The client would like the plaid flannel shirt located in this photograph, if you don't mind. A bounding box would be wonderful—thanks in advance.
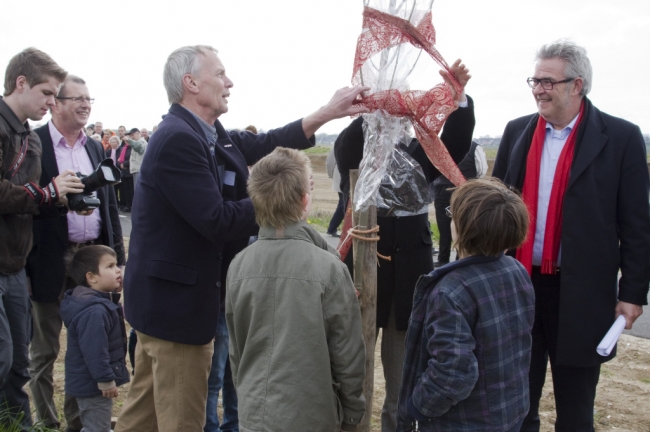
[397,254,535,432]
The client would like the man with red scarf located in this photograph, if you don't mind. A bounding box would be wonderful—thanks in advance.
[493,40,650,431]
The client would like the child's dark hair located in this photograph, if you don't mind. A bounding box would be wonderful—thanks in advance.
[66,245,117,287]
[450,178,529,257]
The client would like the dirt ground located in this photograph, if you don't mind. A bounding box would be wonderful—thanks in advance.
[371,334,650,432]
[47,330,650,431]
[45,153,650,431]
[309,153,340,213]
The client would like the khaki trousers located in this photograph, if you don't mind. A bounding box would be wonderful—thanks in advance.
[28,287,82,430]
[115,331,213,432]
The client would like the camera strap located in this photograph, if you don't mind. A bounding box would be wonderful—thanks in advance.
[5,135,29,180]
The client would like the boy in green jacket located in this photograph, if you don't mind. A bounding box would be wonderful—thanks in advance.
[226,147,366,432]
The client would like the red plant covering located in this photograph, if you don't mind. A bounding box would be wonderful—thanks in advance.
[338,6,467,259]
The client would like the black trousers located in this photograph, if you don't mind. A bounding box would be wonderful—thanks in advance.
[114,184,122,206]
[433,183,452,263]
[327,192,345,233]
[521,268,601,432]
[119,176,134,209]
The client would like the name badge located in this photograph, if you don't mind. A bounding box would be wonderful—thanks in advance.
[224,170,236,186]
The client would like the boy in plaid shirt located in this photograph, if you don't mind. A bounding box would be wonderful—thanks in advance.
[397,178,535,431]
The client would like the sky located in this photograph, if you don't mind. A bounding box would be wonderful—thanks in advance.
[1,0,648,137]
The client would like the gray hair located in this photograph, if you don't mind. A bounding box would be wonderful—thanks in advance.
[58,75,86,98]
[163,45,218,104]
[536,39,592,96]
[51,75,87,113]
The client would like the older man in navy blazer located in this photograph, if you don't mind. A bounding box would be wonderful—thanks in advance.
[116,45,369,431]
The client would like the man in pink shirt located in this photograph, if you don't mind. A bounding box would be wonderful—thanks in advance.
[26,75,125,432]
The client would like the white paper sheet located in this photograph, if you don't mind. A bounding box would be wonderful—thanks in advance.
[596,315,627,356]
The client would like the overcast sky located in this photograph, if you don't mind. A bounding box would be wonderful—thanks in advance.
[1,0,648,137]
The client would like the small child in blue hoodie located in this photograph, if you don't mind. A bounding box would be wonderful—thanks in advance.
[61,245,130,432]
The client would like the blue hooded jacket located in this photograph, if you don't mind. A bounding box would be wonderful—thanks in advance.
[60,286,130,398]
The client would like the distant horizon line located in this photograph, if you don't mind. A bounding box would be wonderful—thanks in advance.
[27,120,649,141]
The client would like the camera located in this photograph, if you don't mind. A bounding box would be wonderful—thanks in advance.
[67,159,122,212]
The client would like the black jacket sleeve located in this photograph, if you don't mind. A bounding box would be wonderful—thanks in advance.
[408,95,476,183]
[106,183,125,265]
[333,116,364,200]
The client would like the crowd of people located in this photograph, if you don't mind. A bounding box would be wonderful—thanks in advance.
[82,123,155,213]
[0,37,648,432]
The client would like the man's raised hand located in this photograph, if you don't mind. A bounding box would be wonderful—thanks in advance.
[439,59,471,104]
[302,86,371,138]
[321,86,371,120]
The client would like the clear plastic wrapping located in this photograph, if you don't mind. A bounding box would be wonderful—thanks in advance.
[355,0,437,93]
[351,0,462,212]
[356,110,430,216]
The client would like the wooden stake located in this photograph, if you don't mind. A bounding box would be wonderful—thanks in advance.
[349,169,377,432]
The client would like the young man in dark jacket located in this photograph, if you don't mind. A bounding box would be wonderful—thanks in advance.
[0,48,83,429]
[61,245,129,432]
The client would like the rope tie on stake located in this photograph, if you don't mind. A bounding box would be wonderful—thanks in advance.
[345,225,392,262]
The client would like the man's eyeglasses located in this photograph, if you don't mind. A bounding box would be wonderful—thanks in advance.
[56,96,95,105]
[445,206,452,218]
[526,77,574,90]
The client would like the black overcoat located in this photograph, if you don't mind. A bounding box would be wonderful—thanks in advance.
[493,97,650,367]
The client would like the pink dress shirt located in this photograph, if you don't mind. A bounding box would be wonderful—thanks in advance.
[48,121,102,243]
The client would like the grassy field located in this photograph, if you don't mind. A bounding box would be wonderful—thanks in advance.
[306,209,441,245]
[0,410,58,432]
[303,145,332,155]
[483,147,498,159]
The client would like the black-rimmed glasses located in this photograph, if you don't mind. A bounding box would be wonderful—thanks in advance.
[526,77,574,90]
[56,96,95,105]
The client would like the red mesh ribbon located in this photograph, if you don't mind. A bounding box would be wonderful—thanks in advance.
[352,6,467,188]
[336,200,354,260]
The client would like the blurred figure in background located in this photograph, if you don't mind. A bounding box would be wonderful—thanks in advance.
[101,128,115,151]
[125,128,147,193]
[140,127,150,142]
[325,148,343,237]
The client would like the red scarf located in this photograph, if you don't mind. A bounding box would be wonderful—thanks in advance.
[118,144,128,165]
[516,102,584,275]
